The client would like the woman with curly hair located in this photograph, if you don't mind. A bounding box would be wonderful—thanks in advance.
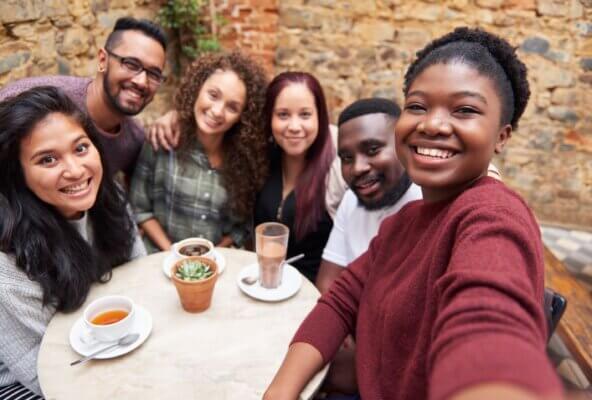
[130,51,268,252]
[0,86,145,399]
[254,72,341,283]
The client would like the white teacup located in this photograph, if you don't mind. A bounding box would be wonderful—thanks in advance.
[83,295,135,343]
[173,238,215,261]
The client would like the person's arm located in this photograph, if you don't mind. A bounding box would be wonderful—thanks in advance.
[428,199,563,400]
[0,257,50,395]
[265,230,382,398]
[316,259,345,294]
[221,212,249,248]
[316,190,352,294]
[217,235,234,248]
[146,109,180,151]
[324,124,348,219]
[124,203,148,258]
[129,143,169,250]
[139,218,173,251]
[264,343,325,400]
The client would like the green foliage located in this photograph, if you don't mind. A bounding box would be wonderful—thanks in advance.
[158,0,221,60]
[175,259,214,281]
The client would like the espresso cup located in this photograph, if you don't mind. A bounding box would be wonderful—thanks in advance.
[83,295,136,343]
[173,238,215,261]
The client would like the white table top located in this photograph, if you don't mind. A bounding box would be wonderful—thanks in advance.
[38,248,327,399]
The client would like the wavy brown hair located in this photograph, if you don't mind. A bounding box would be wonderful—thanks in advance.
[175,51,269,219]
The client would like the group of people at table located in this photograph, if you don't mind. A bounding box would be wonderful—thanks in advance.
[0,15,565,400]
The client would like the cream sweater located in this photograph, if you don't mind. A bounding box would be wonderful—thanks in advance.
[0,214,145,395]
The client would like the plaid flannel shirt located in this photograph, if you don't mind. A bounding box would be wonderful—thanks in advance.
[130,142,248,253]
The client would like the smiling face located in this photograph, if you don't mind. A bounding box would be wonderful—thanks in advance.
[194,69,246,139]
[19,113,103,219]
[100,30,166,116]
[395,62,511,202]
[338,113,405,209]
[271,83,319,159]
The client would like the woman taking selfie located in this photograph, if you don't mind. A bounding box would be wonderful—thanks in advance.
[265,28,562,400]
[0,87,145,399]
[131,51,268,252]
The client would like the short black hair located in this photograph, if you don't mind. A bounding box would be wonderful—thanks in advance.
[105,17,167,52]
[338,97,401,126]
[403,27,530,130]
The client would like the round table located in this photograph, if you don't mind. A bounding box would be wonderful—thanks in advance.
[38,248,328,399]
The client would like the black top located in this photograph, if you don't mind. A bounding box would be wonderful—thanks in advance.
[254,165,333,283]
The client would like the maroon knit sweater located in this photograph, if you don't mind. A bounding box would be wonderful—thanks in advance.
[293,177,563,400]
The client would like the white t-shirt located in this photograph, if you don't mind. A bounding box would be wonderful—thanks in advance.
[322,184,423,267]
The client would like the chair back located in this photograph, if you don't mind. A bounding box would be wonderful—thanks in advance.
[544,288,567,341]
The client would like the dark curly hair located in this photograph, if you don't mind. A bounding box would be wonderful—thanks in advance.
[403,27,530,130]
[0,86,136,312]
[174,51,269,219]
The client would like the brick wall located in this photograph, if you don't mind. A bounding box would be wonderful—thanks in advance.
[217,0,278,75]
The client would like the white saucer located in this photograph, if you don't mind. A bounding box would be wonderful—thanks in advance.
[69,305,152,359]
[162,249,226,278]
[237,263,302,302]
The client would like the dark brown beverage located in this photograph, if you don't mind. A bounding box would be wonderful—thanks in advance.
[257,241,287,288]
[179,244,210,257]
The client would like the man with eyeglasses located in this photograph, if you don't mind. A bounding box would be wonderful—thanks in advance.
[0,17,167,178]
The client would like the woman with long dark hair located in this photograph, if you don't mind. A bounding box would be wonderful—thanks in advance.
[0,86,145,399]
[254,72,340,282]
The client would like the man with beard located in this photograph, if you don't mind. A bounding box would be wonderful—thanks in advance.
[0,17,167,178]
[316,98,422,295]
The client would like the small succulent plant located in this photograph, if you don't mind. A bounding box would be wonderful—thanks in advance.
[175,260,214,281]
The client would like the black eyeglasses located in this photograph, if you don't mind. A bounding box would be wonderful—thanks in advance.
[105,49,166,85]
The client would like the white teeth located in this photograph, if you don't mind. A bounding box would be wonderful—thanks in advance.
[126,89,142,99]
[416,147,454,159]
[61,180,89,194]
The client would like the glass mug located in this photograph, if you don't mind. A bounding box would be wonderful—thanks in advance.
[255,222,289,289]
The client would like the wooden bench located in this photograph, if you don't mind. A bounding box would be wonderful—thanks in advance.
[544,246,592,383]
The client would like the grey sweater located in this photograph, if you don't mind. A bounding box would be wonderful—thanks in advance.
[0,214,146,395]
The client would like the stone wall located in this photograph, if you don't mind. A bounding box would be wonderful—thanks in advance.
[0,0,277,122]
[274,0,592,229]
[0,0,173,122]
[1,0,591,229]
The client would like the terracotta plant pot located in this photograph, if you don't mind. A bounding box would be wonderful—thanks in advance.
[171,256,218,313]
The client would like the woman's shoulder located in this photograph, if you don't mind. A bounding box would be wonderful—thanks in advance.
[450,177,538,226]
[0,251,20,280]
[457,177,529,209]
[0,252,41,292]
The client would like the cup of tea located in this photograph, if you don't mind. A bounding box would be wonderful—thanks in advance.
[255,222,289,289]
[173,238,215,261]
[83,295,136,343]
